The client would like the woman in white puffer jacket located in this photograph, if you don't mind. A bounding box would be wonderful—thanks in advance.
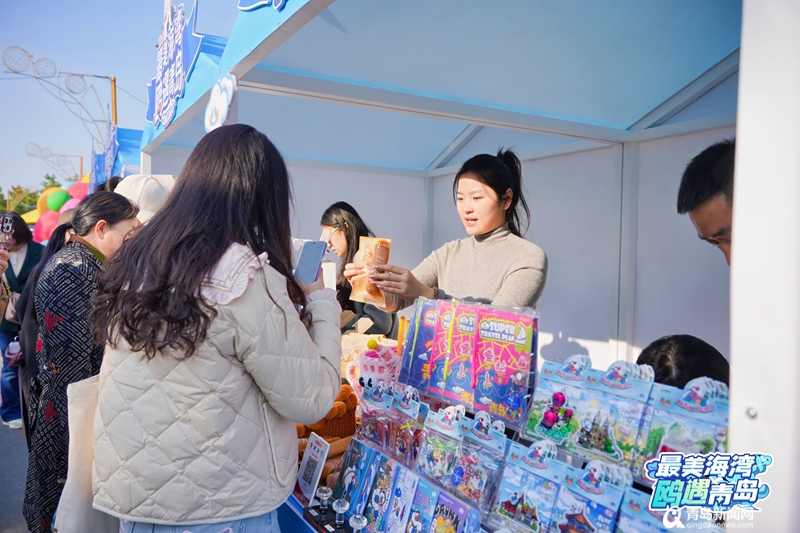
[90,124,342,532]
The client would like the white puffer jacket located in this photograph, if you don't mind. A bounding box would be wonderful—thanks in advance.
[92,244,341,525]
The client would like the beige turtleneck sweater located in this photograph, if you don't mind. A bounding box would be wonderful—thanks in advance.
[384,224,548,312]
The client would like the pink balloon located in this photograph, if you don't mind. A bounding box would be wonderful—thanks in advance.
[67,182,89,200]
[542,410,558,429]
[33,211,60,244]
[59,198,81,213]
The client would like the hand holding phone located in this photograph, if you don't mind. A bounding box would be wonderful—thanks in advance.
[0,215,14,250]
[294,240,327,285]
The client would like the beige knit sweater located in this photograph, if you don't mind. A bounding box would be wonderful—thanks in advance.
[383,224,547,312]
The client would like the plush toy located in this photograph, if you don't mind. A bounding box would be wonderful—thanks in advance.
[346,339,402,398]
[296,384,359,439]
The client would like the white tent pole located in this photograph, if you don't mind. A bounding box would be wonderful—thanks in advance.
[730,1,800,529]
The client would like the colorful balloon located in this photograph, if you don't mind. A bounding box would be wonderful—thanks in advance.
[46,189,71,212]
[67,182,88,200]
[59,198,81,213]
[36,188,62,213]
[33,211,60,243]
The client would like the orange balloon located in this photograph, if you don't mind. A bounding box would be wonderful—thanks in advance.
[37,187,66,213]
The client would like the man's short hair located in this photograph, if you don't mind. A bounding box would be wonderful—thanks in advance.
[636,334,729,389]
[677,138,735,214]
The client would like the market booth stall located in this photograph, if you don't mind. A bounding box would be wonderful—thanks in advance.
[135,1,796,530]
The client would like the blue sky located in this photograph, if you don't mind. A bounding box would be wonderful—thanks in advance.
[0,1,239,192]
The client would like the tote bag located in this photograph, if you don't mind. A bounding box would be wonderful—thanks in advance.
[54,375,118,533]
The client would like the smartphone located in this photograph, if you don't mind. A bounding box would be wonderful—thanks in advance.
[0,215,13,249]
[294,240,327,285]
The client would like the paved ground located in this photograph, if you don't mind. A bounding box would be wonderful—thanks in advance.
[0,423,28,532]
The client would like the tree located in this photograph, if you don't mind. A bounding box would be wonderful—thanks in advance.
[7,186,38,214]
[40,174,61,192]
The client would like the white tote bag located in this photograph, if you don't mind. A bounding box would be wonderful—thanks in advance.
[54,375,118,533]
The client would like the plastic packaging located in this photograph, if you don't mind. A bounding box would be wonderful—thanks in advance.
[350,237,392,306]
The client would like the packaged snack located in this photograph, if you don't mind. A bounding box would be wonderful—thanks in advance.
[364,454,400,532]
[399,298,439,390]
[449,411,506,510]
[415,406,465,485]
[430,491,471,533]
[384,466,420,533]
[442,303,479,405]
[550,461,625,533]
[473,307,537,427]
[350,237,392,306]
[406,478,439,533]
[569,361,654,466]
[357,385,394,451]
[524,356,590,445]
[492,440,563,532]
[332,438,380,517]
[428,300,456,398]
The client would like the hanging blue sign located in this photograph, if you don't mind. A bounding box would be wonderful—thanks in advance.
[145,0,204,129]
[237,0,287,11]
[102,118,119,179]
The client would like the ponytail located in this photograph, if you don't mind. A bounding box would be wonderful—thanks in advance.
[453,148,531,237]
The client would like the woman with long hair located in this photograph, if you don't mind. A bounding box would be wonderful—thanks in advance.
[348,150,548,310]
[320,201,397,337]
[23,192,140,533]
[91,124,341,531]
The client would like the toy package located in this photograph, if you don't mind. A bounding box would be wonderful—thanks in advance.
[430,491,471,533]
[406,478,439,533]
[415,406,465,486]
[569,361,654,466]
[389,385,424,467]
[428,300,457,398]
[473,306,537,427]
[449,412,506,510]
[383,466,421,533]
[491,440,564,532]
[443,303,479,405]
[350,237,392,306]
[358,385,395,451]
[550,461,626,533]
[524,355,590,445]
[363,453,400,532]
[332,438,380,518]
[399,298,439,391]
[635,377,729,483]
[615,486,725,533]
[346,339,403,400]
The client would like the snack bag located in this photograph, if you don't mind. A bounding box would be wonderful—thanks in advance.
[350,237,392,306]
[427,300,456,399]
[473,307,537,427]
[442,303,479,405]
[399,298,439,390]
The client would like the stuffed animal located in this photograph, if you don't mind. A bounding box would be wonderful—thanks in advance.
[296,384,359,439]
[346,339,402,398]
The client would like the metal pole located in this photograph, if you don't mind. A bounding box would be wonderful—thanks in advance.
[80,156,83,177]
[111,76,118,126]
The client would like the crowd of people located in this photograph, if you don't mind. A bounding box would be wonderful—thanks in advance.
[0,123,734,532]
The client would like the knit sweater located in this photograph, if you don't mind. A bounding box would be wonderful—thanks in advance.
[384,224,547,312]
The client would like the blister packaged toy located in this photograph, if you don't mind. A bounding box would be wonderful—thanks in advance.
[569,361,654,466]
[358,385,395,451]
[449,411,507,510]
[415,406,465,486]
[428,300,457,398]
[350,237,392,307]
[443,303,479,405]
[363,453,400,531]
[384,466,420,533]
[491,440,564,532]
[473,306,537,427]
[389,385,424,467]
[399,298,439,391]
[332,438,380,518]
[550,460,626,533]
[406,478,439,533]
[524,355,590,445]
[635,377,729,483]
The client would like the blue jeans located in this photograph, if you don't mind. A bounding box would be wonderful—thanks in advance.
[119,510,281,533]
[0,329,20,422]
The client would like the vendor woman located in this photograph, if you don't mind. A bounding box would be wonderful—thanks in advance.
[321,201,398,337]
[346,150,547,310]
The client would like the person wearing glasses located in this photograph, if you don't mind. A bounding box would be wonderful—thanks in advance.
[320,202,398,338]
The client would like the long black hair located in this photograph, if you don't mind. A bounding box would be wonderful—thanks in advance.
[91,124,305,360]
[24,192,139,321]
[320,201,374,310]
[453,149,530,237]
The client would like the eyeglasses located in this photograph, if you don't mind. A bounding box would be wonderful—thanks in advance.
[320,226,341,245]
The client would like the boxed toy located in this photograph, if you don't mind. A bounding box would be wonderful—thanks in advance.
[429,300,457,398]
[399,298,439,391]
[405,478,440,533]
[332,438,380,517]
[384,466,421,533]
[442,303,479,405]
[363,453,401,532]
[549,461,626,533]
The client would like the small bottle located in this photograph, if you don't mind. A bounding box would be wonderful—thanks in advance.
[349,514,368,533]
[316,486,333,517]
[331,499,350,529]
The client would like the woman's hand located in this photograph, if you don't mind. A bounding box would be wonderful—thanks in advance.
[0,248,9,276]
[297,267,325,295]
[370,265,435,301]
[343,263,364,284]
